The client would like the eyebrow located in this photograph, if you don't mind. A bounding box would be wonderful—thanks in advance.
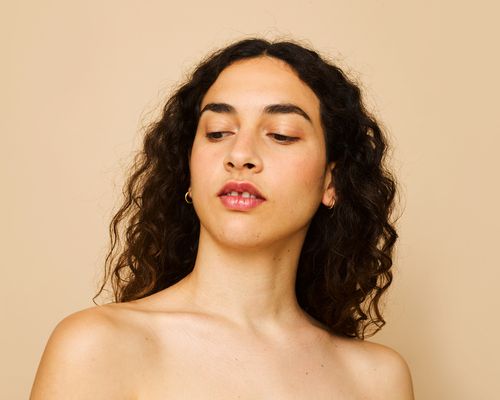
[199,102,312,124]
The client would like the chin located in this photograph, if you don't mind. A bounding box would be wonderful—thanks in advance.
[215,224,305,251]
[215,227,267,248]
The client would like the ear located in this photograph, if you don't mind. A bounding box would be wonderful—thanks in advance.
[321,161,336,208]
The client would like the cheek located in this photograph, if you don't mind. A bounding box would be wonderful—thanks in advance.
[268,155,325,224]
[190,138,207,175]
[286,153,326,195]
[189,143,220,193]
[189,144,204,186]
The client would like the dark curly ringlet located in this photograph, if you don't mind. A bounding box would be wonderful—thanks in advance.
[94,37,399,339]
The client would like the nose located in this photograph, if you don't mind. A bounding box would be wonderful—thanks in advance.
[223,130,263,173]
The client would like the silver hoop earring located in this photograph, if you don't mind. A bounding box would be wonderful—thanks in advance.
[185,190,193,204]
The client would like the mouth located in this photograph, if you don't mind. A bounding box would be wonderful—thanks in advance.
[217,181,266,200]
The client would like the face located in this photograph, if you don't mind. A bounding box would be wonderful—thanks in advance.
[189,56,335,249]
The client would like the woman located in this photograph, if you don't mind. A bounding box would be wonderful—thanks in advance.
[30,38,414,399]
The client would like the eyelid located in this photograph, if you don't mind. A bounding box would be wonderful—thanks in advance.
[205,131,232,140]
[268,133,299,144]
[205,131,299,144]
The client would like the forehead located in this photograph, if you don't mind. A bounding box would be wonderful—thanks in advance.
[200,56,321,122]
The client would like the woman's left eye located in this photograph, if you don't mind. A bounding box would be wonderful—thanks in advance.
[269,133,299,144]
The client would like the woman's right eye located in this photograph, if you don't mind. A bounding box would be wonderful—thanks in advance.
[206,132,230,140]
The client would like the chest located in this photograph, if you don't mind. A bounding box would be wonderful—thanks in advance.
[130,329,365,400]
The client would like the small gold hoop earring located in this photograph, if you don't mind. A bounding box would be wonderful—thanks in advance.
[185,190,193,204]
[327,201,334,210]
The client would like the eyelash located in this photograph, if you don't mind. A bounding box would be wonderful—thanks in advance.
[206,132,299,144]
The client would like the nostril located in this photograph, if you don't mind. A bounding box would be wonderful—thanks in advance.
[226,161,255,169]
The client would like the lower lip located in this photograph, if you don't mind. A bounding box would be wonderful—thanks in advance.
[219,195,266,210]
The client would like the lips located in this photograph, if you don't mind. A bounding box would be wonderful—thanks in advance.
[217,181,266,200]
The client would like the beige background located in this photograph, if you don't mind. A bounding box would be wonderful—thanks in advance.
[2,1,499,398]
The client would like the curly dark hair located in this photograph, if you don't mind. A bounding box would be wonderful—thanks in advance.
[94,37,399,339]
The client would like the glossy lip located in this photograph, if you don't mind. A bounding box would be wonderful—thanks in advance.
[219,195,265,211]
[217,180,267,211]
[217,181,266,200]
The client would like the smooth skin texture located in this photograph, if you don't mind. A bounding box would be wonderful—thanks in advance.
[30,56,414,399]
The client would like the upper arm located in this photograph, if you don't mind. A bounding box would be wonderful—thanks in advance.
[30,307,133,400]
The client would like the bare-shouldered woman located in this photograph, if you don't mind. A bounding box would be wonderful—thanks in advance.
[31,38,414,399]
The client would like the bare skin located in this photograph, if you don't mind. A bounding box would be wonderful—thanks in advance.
[30,290,414,399]
[30,56,414,399]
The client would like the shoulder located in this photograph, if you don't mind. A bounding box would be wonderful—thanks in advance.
[43,305,119,348]
[333,336,415,400]
[40,304,136,358]
[30,304,143,399]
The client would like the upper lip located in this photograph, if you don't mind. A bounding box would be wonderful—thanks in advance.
[217,181,266,200]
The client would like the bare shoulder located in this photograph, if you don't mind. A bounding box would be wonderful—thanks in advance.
[359,340,414,399]
[30,304,143,400]
[332,335,415,400]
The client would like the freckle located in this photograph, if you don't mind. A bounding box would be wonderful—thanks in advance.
[321,364,324,368]
[305,371,309,375]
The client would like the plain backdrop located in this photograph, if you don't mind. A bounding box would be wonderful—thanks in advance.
[2,1,499,398]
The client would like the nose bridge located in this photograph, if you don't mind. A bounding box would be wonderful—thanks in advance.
[224,124,262,170]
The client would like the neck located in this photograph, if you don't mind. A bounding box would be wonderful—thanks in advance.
[177,226,311,334]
